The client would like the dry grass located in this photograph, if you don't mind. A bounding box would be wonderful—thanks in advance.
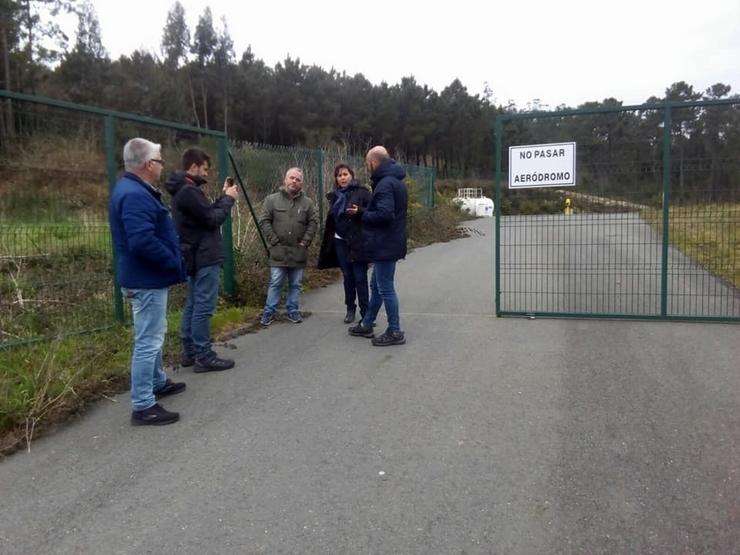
[0,332,131,456]
[642,202,740,288]
[1,135,108,209]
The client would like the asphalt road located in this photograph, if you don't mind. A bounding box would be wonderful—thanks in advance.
[1,217,739,554]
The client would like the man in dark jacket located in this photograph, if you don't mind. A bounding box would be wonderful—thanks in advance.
[348,146,408,346]
[109,138,187,426]
[165,147,238,373]
[259,167,319,325]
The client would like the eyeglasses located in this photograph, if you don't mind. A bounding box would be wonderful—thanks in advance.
[149,159,164,166]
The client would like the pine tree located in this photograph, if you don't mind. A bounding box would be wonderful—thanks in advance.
[191,6,216,128]
[161,1,189,69]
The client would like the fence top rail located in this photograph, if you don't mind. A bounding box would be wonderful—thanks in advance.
[0,89,227,137]
[498,97,740,122]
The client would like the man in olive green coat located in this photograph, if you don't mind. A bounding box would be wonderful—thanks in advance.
[259,167,319,325]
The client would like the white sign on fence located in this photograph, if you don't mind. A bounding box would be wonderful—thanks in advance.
[508,142,576,189]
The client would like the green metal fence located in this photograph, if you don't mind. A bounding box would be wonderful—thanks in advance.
[0,91,230,348]
[494,99,740,321]
[0,91,436,348]
[404,165,436,209]
[220,143,435,305]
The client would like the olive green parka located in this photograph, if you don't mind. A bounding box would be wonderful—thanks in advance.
[259,187,319,267]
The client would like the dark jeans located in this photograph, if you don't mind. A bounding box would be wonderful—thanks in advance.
[334,238,369,317]
[181,263,220,358]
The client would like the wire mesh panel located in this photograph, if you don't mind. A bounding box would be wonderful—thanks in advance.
[496,101,740,321]
[0,100,114,346]
[404,165,435,209]
[0,92,441,347]
[0,93,227,347]
[228,142,322,265]
[228,143,435,256]
[663,104,740,318]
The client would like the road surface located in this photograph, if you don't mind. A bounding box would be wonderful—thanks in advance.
[1,218,738,554]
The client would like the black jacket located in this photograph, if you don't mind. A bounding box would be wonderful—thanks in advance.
[164,171,235,273]
[317,181,372,268]
[361,160,408,261]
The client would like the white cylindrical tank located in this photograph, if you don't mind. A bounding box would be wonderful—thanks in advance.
[461,198,477,215]
[474,197,494,217]
[453,188,494,217]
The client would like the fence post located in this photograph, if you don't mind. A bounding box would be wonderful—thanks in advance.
[420,168,432,210]
[317,148,325,231]
[494,117,503,316]
[430,168,436,208]
[219,136,235,298]
[105,115,124,323]
[660,104,672,317]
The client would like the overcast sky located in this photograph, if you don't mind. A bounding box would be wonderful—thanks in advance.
[89,0,739,109]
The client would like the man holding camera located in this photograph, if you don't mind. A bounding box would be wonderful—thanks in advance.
[165,147,239,372]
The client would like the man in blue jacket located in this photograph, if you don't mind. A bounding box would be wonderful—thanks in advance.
[109,138,186,426]
[348,146,408,346]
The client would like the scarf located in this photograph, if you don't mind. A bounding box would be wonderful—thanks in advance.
[331,186,349,221]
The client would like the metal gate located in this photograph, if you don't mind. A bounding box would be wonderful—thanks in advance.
[495,99,740,322]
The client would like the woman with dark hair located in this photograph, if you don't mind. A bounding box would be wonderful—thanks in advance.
[318,164,372,323]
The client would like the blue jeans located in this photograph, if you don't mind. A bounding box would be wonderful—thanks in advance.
[122,287,169,411]
[181,264,221,358]
[263,266,304,315]
[362,260,401,332]
[334,238,369,316]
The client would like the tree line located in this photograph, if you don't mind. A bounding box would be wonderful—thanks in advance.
[0,0,738,181]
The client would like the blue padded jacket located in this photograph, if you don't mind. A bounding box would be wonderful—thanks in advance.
[108,172,185,289]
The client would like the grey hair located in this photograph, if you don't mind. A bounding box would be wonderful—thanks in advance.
[123,138,161,171]
[285,167,303,178]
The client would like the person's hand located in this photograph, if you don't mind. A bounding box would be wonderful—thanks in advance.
[223,178,238,200]
[299,241,307,248]
[345,204,359,216]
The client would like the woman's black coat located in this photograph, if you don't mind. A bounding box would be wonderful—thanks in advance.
[317,181,372,269]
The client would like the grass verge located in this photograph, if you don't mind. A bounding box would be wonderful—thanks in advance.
[641,202,740,288]
[0,304,261,457]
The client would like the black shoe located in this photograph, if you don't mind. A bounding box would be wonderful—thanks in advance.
[371,330,406,346]
[194,352,235,373]
[287,311,303,323]
[343,308,356,324]
[260,312,274,326]
[348,323,374,338]
[131,403,179,426]
[154,379,186,399]
[180,353,194,367]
